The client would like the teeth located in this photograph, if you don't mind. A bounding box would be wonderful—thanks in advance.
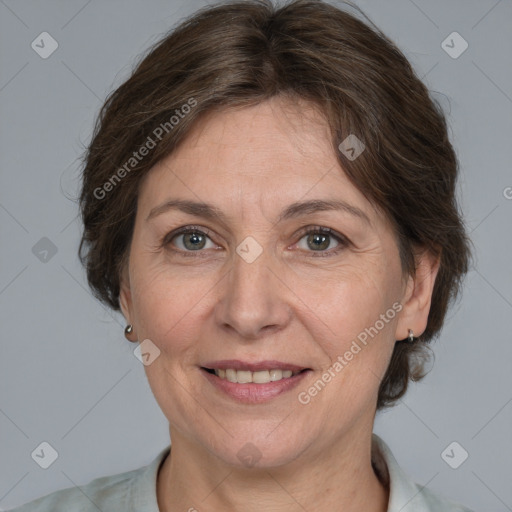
[214,368,298,383]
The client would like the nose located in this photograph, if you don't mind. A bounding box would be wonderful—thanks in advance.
[214,243,293,340]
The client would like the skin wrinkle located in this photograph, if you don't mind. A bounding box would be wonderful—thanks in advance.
[119,97,439,512]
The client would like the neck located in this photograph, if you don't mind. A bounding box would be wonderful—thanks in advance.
[157,427,389,512]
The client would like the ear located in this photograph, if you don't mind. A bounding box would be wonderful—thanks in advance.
[119,263,134,325]
[395,246,441,341]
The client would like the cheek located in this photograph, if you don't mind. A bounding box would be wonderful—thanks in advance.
[290,260,400,353]
[129,260,218,351]
[300,270,400,408]
[308,273,400,418]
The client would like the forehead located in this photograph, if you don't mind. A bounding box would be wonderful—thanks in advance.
[138,98,380,224]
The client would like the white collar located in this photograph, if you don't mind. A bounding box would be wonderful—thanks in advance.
[371,433,473,511]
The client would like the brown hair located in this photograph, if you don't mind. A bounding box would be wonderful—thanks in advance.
[78,0,472,409]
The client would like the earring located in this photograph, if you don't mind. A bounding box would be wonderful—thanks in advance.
[408,329,415,343]
[124,324,136,342]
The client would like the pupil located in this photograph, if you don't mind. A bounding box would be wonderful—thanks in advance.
[185,232,205,250]
[309,233,329,251]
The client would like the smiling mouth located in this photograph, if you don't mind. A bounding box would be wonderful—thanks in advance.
[201,367,309,384]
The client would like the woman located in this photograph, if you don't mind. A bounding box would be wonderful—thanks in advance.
[9,0,474,510]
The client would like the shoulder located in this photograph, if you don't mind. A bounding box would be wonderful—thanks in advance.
[371,434,476,512]
[6,446,170,512]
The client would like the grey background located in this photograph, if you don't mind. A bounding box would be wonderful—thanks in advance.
[0,0,511,510]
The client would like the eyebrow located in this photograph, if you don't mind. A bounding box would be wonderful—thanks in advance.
[146,198,371,225]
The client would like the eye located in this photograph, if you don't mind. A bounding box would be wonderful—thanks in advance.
[295,227,348,256]
[164,226,217,252]
[162,225,348,257]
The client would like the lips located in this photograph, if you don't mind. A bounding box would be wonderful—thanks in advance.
[200,359,312,403]
[201,367,311,404]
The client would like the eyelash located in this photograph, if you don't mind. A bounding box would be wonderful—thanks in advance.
[161,225,349,258]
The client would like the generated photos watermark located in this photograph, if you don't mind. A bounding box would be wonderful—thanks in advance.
[297,301,403,405]
[93,97,197,200]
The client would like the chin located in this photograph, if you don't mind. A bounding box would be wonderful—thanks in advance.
[205,427,311,469]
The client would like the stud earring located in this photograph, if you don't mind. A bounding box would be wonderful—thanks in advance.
[124,324,136,342]
[408,329,415,343]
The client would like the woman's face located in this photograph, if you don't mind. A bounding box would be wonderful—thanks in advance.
[121,97,432,467]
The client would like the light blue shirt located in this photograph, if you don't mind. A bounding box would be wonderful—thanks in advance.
[7,434,475,511]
